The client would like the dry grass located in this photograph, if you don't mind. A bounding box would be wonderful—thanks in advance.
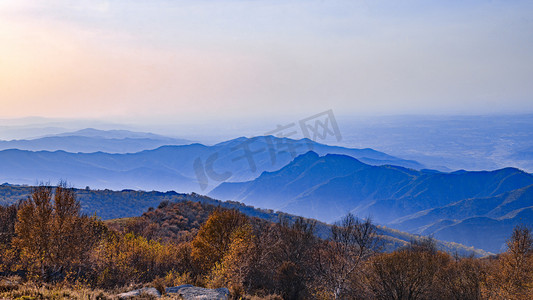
[0,282,113,299]
[0,280,189,300]
[242,295,283,300]
[0,277,281,299]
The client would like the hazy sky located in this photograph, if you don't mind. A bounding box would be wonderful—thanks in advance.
[1,0,532,123]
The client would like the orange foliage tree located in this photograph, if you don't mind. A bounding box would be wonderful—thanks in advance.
[484,225,533,299]
[13,183,103,279]
[191,208,249,273]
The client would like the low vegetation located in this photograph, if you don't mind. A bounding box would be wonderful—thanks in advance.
[1,184,532,299]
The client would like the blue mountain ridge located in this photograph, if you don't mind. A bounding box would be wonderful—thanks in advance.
[209,151,533,253]
[0,135,424,193]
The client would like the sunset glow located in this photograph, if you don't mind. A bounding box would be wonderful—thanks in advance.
[1,1,532,122]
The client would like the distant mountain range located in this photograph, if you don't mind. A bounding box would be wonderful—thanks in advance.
[1,127,530,253]
[0,128,192,153]
[0,133,423,193]
[210,152,533,253]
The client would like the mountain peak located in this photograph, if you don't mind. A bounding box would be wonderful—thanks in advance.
[294,151,320,161]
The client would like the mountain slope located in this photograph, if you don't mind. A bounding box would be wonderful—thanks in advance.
[426,208,533,253]
[392,184,533,231]
[210,152,533,223]
[209,152,533,252]
[0,183,489,257]
[389,184,533,252]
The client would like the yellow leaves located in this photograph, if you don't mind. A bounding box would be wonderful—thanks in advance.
[191,209,250,272]
[188,208,257,296]
[10,184,104,279]
[204,221,255,298]
[163,270,193,287]
[92,230,192,288]
[483,226,533,299]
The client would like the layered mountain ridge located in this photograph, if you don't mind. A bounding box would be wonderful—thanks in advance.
[210,152,533,252]
[0,134,423,193]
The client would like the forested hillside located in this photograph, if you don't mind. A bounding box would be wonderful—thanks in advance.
[0,183,488,257]
[1,184,531,299]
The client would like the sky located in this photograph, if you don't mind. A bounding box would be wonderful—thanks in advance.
[1,0,533,124]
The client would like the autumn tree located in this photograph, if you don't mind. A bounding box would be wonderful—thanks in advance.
[206,223,256,297]
[0,202,20,244]
[318,214,379,299]
[486,225,533,299]
[191,208,249,273]
[0,202,21,272]
[14,185,54,277]
[13,183,103,279]
[51,184,93,272]
[251,217,318,300]
[438,257,484,300]
[367,238,450,300]
[92,231,187,288]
